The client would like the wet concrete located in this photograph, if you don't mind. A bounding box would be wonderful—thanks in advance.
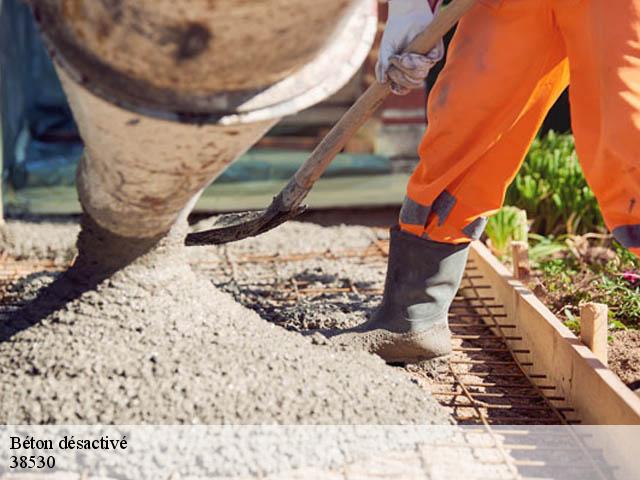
[191,220,388,333]
[0,220,79,263]
[0,219,451,425]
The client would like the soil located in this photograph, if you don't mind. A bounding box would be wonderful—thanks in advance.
[609,330,640,391]
[524,238,640,392]
[0,219,451,425]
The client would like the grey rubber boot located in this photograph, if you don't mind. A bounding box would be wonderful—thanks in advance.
[330,226,470,363]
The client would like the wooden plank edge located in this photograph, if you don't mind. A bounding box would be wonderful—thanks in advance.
[466,240,640,425]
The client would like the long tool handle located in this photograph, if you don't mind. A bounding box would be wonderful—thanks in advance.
[277,0,477,207]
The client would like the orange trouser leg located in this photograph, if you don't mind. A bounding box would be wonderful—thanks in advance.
[556,1,640,258]
[399,0,569,243]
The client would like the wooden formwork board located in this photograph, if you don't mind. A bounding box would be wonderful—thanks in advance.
[465,241,640,425]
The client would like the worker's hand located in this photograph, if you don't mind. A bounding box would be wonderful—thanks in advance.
[376,0,445,95]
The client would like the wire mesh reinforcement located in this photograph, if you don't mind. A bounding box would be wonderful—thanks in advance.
[190,237,614,479]
[0,244,575,425]
[193,240,575,426]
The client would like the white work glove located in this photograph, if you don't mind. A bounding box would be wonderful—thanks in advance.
[376,0,445,95]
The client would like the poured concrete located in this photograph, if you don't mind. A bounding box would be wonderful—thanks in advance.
[0,219,450,425]
[0,219,79,263]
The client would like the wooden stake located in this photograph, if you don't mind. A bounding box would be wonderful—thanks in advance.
[511,241,530,281]
[580,303,609,366]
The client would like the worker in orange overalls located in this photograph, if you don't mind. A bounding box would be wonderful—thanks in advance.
[336,0,640,363]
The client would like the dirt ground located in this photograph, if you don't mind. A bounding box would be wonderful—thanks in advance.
[609,330,640,388]
[527,240,640,392]
[536,280,640,392]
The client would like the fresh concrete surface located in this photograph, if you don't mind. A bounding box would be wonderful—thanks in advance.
[0,220,78,263]
[0,219,450,425]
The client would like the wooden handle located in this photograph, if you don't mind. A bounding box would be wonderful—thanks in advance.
[285,0,477,199]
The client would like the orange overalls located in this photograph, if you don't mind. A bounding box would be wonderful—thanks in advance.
[399,0,640,258]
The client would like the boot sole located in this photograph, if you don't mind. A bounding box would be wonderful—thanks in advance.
[374,326,452,365]
[384,353,450,365]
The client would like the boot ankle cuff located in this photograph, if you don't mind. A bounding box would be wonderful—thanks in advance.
[391,225,470,252]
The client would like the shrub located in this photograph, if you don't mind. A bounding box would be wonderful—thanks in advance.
[484,206,528,258]
[505,132,604,236]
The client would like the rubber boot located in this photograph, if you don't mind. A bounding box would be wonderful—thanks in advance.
[330,226,469,363]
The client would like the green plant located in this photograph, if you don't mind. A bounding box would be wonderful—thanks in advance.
[609,318,628,332]
[612,239,640,269]
[539,257,580,294]
[535,248,640,331]
[484,206,528,258]
[562,307,581,335]
[527,233,569,265]
[506,131,604,236]
[598,276,640,327]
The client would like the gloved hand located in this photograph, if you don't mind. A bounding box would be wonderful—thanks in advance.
[376,0,445,95]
